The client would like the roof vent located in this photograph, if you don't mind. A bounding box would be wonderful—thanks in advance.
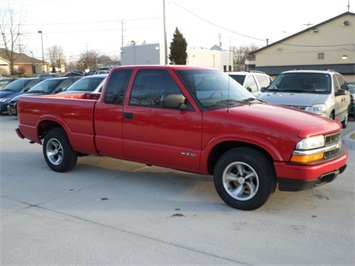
[343,20,350,26]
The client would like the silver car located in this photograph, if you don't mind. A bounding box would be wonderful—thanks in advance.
[259,69,350,128]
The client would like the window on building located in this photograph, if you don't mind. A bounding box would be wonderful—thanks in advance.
[318,53,325,60]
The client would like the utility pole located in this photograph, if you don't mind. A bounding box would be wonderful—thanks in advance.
[163,0,168,65]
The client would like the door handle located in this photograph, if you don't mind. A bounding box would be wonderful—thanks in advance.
[123,112,133,119]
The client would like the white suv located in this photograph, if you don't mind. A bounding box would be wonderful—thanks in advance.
[228,71,272,97]
[258,69,350,128]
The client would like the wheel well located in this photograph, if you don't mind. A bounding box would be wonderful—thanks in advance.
[207,141,273,175]
[38,120,63,140]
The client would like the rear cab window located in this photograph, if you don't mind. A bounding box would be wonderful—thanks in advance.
[103,69,132,105]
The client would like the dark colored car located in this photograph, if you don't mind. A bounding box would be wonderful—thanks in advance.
[0,78,17,89]
[348,83,355,117]
[7,77,81,116]
[60,74,107,94]
[64,70,84,77]
[0,77,44,115]
[38,73,61,79]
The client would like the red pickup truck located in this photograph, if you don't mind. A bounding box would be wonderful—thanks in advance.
[16,65,348,210]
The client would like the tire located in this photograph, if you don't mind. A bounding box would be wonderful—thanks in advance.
[341,112,348,128]
[214,147,276,210]
[43,128,78,172]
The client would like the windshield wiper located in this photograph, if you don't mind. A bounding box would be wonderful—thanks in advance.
[206,99,247,108]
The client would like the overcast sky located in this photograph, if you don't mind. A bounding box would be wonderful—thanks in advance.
[8,0,354,62]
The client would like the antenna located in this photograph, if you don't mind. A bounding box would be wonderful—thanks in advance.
[227,76,230,113]
[347,0,350,11]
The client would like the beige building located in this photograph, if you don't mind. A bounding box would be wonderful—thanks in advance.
[251,12,355,82]
[0,48,49,76]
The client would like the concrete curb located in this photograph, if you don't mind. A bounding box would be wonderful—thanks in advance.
[343,130,355,151]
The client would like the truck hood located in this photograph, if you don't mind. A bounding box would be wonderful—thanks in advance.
[208,103,341,139]
[259,92,329,107]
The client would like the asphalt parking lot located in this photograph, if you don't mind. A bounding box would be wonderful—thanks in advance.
[1,115,354,265]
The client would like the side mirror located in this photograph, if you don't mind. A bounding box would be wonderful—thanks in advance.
[336,89,347,96]
[260,87,267,92]
[247,87,252,92]
[161,92,187,109]
[23,87,30,93]
[54,88,63,93]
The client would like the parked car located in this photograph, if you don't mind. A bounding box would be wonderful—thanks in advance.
[348,82,355,118]
[94,69,110,75]
[85,69,98,76]
[0,77,44,115]
[258,69,350,128]
[64,70,84,77]
[60,74,107,94]
[0,78,17,89]
[38,73,61,79]
[7,77,81,116]
[228,71,272,97]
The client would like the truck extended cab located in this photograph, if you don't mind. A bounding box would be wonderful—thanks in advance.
[16,65,348,210]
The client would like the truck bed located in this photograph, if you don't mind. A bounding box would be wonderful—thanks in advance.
[18,93,100,155]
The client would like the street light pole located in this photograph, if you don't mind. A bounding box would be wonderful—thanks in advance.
[38,30,44,73]
[163,0,168,65]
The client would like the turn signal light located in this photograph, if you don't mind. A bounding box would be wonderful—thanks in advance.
[290,152,324,163]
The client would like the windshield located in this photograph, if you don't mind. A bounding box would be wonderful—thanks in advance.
[265,73,331,94]
[1,79,32,92]
[176,69,256,108]
[66,76,105,92]
[28,79,63,93]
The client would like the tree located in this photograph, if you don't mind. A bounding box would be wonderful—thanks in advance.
[231,44,259,71]
[78,49,99,70]
[168,27,187,65]
[48,45,64,73]
[0,0,26,75]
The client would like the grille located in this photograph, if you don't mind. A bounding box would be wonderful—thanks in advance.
[324,132,342,159]
[282,104,307,110]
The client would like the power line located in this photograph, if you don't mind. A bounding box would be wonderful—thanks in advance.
[172,1,265,42]
[21,17,159,26]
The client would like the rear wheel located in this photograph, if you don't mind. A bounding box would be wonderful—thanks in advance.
[214,147,276,210]
[43,128,77,172]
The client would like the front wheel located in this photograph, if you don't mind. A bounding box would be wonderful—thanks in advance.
[342,111,348,128]
[43,128,78,172]
[214,147,276,210]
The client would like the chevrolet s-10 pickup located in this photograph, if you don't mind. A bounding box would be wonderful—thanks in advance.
[16,65,348,210]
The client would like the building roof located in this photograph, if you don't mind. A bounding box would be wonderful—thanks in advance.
[0,48,44,64]
[251,12,355,55]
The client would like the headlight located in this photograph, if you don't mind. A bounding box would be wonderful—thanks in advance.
[306,104,327,116]
[296,136,325,150]
[0,98,9,102]
[291,135,325,163]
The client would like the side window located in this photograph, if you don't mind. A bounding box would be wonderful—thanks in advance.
[59,79,73,90]
[104,69,132,105]
[130,70,181,107]
[245,76,258,92]
[335,74,348,91]
[333,76,340,94]
[256,75,272,88]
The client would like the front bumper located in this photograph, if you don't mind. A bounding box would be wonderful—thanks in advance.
[275,149,348,191]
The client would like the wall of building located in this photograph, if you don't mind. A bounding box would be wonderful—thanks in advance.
[121,43,233,72]
[187,48,233,71]
[121,43,163,65]
[256,13,355,67]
